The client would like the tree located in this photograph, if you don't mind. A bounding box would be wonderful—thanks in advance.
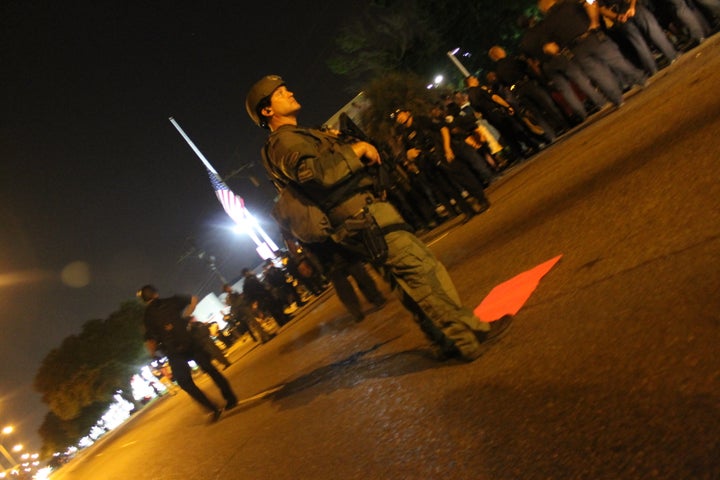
[37,411,75,459]
[34,300,147,428]
[37,402,108,459]
[357,72,441,150]
[328,0,539,89]
[328,0,445,91]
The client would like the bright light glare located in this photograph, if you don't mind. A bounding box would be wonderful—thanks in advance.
[245,212,259,226]
[35,467,53,480]
[0,269,52,287]
[434,74,444,84]
[12,444,22,452]
[130,374,156,402]
[233,224,248,235]
[450,47,460,55]
[1,426,12,435]
[78,436,94,449]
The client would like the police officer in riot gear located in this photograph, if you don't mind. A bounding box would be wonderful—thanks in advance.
[245,75,512,361]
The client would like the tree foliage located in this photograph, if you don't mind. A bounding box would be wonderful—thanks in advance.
[327,0,543,159]
[33,300,147,422]
[37,402,108,459]
[328,0,445,90]
[357,72,442,151]
[328,0,538,89]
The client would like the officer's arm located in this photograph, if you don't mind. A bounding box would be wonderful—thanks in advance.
[182,295,199,318]
[440,126,455,162]
[351,141,381,166]
[625,0,637,17]
[598,5,620,21]
[272,134,366,188]
[584,0,602,30]
[492,93,513,111]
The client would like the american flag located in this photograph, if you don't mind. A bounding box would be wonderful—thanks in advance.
[207,169,247,224]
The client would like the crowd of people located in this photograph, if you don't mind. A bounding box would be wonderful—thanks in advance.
[363,0,718,233]
[222,246,388,331]
[222,257,320,342]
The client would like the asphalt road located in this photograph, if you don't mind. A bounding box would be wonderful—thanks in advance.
[50,35,720,480]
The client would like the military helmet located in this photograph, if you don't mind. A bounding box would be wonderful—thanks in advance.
[245,75,285,127]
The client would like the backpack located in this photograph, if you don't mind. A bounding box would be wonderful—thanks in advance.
[270,180,334,244]
[261,131,343,244]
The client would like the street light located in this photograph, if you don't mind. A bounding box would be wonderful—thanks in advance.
[0,426,18,471]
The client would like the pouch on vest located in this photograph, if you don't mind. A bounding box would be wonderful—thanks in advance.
[271,182,334,244]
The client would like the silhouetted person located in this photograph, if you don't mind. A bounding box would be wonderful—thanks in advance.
[138,284,237,421]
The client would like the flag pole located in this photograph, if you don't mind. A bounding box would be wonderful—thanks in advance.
[446,48,472,78]
[169,117,218,174]
[168,117,278,260]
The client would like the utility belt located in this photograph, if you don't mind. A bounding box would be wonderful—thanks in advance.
[568,28,605,48]
[329,192,412,265]
[328,191,376,225]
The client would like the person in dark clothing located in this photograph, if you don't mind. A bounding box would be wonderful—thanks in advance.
[488,45,571,140]
[433,102,497,188]
[518,12,608,122]
[263,259,306,310]
[307,240,387,322]
[245,74,512,361]
[283,250,327,296]
[241,268,292,326]
[223,284,275,343]
[392,107,490,221]
[189,319,232,369]
[138,285,237,421]
[649,0,716,45]
[464,75,543,159]
[539,0,647,107]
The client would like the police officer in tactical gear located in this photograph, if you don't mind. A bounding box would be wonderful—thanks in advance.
[245,75,512,361]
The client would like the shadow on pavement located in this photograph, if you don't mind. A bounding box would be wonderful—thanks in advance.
[270,341,459,408]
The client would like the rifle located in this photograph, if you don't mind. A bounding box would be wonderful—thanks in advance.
[335,112,396,196]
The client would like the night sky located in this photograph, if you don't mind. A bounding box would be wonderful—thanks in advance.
[0,1,367,451]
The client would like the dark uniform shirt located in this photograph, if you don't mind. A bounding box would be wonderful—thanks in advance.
[466,85,506,117]
[494,56,532,86]
[519,20,550,61]
[242,274,270,304]
[398,114,445,157]
[543,0,592,47]
[264,265,288,288]
[445,103,479,139]
[143,295,194,355]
